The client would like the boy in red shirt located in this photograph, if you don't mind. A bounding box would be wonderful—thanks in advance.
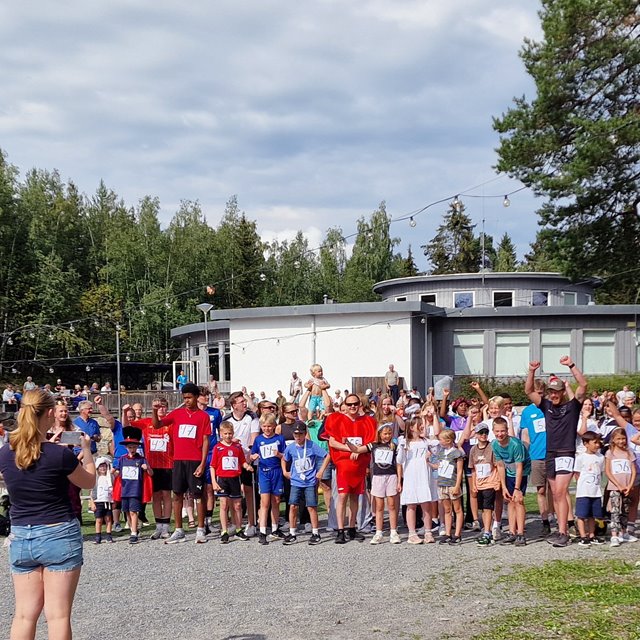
[210,421,254,543]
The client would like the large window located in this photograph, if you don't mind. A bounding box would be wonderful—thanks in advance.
[454,291,474,309]
[495,332,530,376]
[583,330,615,375]
[532,291,549,306]
[493,291,513,307]
[454,331,484,375]
[563,291,577,305]
[541,330,571,374]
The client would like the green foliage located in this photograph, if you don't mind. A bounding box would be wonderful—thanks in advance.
[493,232,518,272]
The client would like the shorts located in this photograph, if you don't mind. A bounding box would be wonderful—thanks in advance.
[93,502,113,519]
[172,460,205,498]
[336,467,366,495]
[505,475,528,496]
[152,468,172,492]
[308,395,325,414]
[258,467,284,495]
[545,452,575,480]
[215,476,242,499]
[289,484,318,507]
[477,488,496,511]
[575,496,604,519]
[121,496,142,513]
[438,486,462,501]
[371,474,398,498]
[529,459,547,487]
[319,458,333,482]
[9,519,83,575]
[240,466,255,487]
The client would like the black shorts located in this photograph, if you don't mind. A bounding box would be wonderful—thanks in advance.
[240,467,255,487]
[477,488,496,511]
[215,476,242,499]
[152,468,173,492]
[93,502,113,519]
[172,460,205,498]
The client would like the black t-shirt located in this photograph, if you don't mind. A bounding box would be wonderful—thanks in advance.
[0,442,79,525]
[367,442,397,476]
[539,397,583,454]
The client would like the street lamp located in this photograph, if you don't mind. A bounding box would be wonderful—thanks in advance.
[196,303,214,384]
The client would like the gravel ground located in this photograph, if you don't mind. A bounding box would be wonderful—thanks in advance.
[1,516,638,640]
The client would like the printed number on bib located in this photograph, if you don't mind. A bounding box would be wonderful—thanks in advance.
[611,458,631,475]
[475,463,491,479]
[178,424,197,439]
[438,461,454,479]
[374,448,393,466]
[555,456,574,473]
[533,418,546,433]
[260,443,278,459]
[222,456,239,471]
[346,437,362,446]
[294,458,314,473]
[121,466,139,480]
[149,438,167,452]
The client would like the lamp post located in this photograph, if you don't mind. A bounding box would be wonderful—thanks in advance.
[196,303,213,385]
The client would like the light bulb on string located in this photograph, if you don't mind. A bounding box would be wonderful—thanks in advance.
[409,217,416,228]
[115,324,121,332]
[29,332,35,339]
[453,195,462,212]
[259,273,266,282]
[11,368,17,374]
[7,337,13,345]
[85,366,91,372]
[69,324,75,333]
[503,195,511,208]
[49,367,54,374]
[48,333,54,340]
[165,353,170,360]
[165,301,171,309]
[125,355,131,361]
[293,260,300,269]
[94,319,100,327]
[140,308,146,316]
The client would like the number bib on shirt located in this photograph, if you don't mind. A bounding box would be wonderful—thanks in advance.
[260,443,278,459]
[149,437,168,452]
[533,418,546,433]
[346,436,362,446]
[475,463,491,479]
[438,461,454,479]
[178,424,197,439]
[555,456,574,473]
[374,448,393,466]
[294,457,314,473]
[612,458,631,475]
[122,465,139,481]
[222,454,239,471]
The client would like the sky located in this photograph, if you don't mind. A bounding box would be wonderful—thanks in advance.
[0,1,544,270]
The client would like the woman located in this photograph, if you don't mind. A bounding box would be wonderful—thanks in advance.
[376,395,404,440]
[212,389,226,411]
[0,389,96,640]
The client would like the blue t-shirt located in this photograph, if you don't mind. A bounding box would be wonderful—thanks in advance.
[73,415,101,454]
[251,434,286,470]
[519,403,546,461]
[492,437,531,477]
[118,454,147,499]
[283,441,327,487]
[204,407,222,450]
[176,374,188,390]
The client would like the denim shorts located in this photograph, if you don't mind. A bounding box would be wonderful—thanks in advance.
[9,519,83,575]
[289,484,318,507]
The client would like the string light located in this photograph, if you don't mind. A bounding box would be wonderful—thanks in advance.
[49,367,54,373]
[69,324,75,333]
[503,195,511,207]
[259,273,266,282]
[452,195,462,212]
[409,217,416,228]
[7,337,13,345]
[29,332,35,339]
[85,365,91,372]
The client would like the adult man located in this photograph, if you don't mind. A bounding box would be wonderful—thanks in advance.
[525,356,587,547]
[73,400,102,455]
[275,390,286,412]
[289,372,302,403]
[223,391,261,536]
[324,394,376,544]
[153,382,210,544]
[176,369,188,391]
[384,364,400,404]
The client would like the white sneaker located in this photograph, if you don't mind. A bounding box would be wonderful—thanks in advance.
[610,536,621,547]
[492,523,502,541]
[438,526,446,537]
[390,531,401,544]
[245,525,257,537]
[195,529,208,544]
[370,532,384,545]
[150,528,162,540]
[304,523,313,534]
[621,533,638,543]
[113,523,122,533]
[164,530,187,544]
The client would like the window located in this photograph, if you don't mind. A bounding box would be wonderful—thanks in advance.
[586,294,593,305]
[495,332,530,376]
[532,291,549,307]
[493,291,513,307]
[395,296,407,302]
[583,330,615,375]
[453,291,474,309]
[541,330,571,374]
[421,293,437,305]
[454,331,484,375]
[563,291,577,305]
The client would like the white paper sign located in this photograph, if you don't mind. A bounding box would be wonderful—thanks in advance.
[438,461,454,479]
[222,455,239,471]
[346,437,362,446]
[533,418,546,433]
[149,438,167,452]
[259,443,278,459]
[178,424,197,439]
[475,463,491,479]
[374,448,393,466]
[611,458,631,475]
[555,456,574,473]
[121,465,139,480]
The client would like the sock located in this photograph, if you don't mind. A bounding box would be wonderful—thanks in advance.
[175,527,184,534]
[312,528,319,535]
[493,520,500,528]
[376,530,383,535]
[290,529,297,536]
[260,527,267,534]
[391,529,397,535]
[409,529,416,536]
[206,509,213,518]
[542,518,550,524]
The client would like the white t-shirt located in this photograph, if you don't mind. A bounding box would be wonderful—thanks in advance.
[574,452,604,498]
[225,413,260,453]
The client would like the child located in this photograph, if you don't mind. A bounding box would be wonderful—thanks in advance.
[210,421,254,543]
[432,428,465,544]
[605,427,637,547]
[282,423,329,545]
[115,427,153,544]
[397,416,436,544]
[250,414,286,545]
[491,417,530,547]
[468,423,501,545]
[91,456,114,544]
[574,431,605,546]
[305,364,330,415]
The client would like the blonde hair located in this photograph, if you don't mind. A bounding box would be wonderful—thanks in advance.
[438,428,456,444]
[219,420,234,434]
[488,396,505,409]
[310,364,323,375]
[10,389,54,470]
[260,414,278,428]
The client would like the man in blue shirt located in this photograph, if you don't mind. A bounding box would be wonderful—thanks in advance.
[176,370,188,391]
[73,400,101,455]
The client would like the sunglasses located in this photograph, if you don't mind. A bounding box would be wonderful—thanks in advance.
[345,401,360,407]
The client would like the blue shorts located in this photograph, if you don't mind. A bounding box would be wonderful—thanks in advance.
[320,458,333,482]
[505,475,528,496]
[258,467,284,495]
[121,496,142,513]
[575,496,604,519]
[308,395,325,414]
[9,519,83,575]
[289,484,318,508]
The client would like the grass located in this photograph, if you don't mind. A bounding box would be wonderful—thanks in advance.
[473,559,640,640]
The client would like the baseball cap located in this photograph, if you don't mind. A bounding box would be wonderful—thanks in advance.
[293,423,307,434]
[475,422,490,434]
[547,376,564,391]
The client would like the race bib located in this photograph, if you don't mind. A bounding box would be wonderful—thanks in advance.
[149,438,167,452]
[612,458,631,475]
[581,472,598,485]
[454,431,464,444]
[374,448,393,466]
[294,458,314,473]
[475,463,491,479]
[222,455,239,471]
[121,465,139,480]
[346,436,362,446]
[438,461,454,479]
[178,424,197,439]
[533,418,546,433]
[555,456,574,473]
[259,443,278,459]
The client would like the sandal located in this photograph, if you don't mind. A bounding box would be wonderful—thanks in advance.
[188,520,196,529]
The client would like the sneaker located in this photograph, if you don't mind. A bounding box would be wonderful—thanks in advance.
[552,533,570,548]
[438,535,451,544]
[258,532,269,545]
[236,530,250,541]
[578,537,591,547]
[195,530,208,544]
[160,524,171,539]
[501,533,517,544]
[590,536,605,545]
[390,531,401,544]
[304,523,313,534]
[308,533,322,545]
[514,535,527,547]
[334,530,347,545]
[370,532,384,545]
[546,531,561,544]
[150,528,162,540]
[284,533,298,545]
[105,534,114,543]
[610,536,621,547]
[228,524,237,536]
[448,536,462,545]
[621,532,638,543]
[164,530,187,545]
[477,534,492,546]
[269,528,286,541]
[492,524,502,541]
[221,532,230,544]
[114,523,122,533]
[348,527,365,542]
[407,534,423,545]
[140,517,149,527]
[423,531,435,544]
[129,534,139,544]
[438,526,446,537]
[542,521,552,536]
[464,521,473,531]
[472,520,481,532]
[245,525,257,537]
[93,534,101,545]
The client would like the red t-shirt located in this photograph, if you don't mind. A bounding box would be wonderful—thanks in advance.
[325,412,376,474]
[160,407,210,462]
[210,441,247,478]
[132,418,173,469]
